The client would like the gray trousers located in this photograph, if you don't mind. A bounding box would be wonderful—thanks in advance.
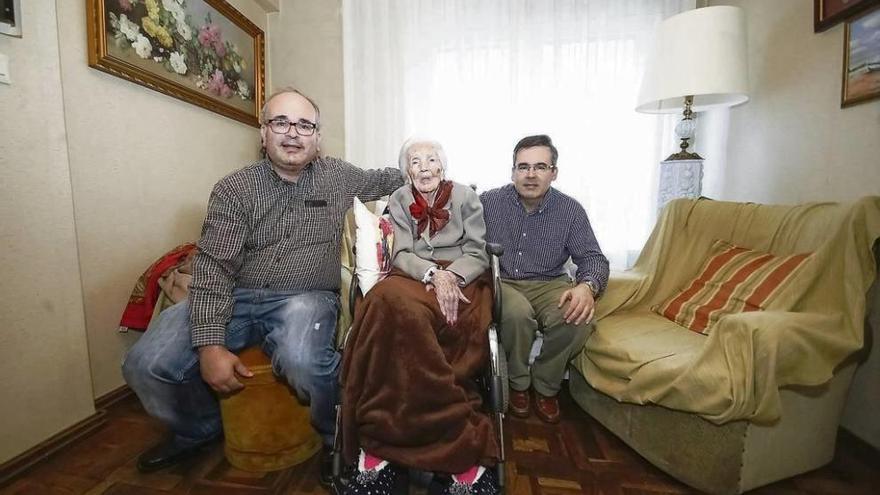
[499,276,592,396]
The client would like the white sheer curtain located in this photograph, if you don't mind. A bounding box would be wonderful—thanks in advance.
[343,0,695,269]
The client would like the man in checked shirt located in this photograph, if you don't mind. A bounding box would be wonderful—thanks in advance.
[480,134,609,424]
[122,88,404,482]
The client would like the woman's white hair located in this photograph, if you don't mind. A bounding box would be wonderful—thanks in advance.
[398,136,448,182]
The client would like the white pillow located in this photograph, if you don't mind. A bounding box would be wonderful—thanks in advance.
[352,197,394,293]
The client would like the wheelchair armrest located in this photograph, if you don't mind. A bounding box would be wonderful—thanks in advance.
[345,244,361,320]
[348,263,360,320]
[486,243,504,324]
[350,243,505,323]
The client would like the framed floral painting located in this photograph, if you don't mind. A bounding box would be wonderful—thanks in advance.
[842,6,880,107]
[87,0,264,127]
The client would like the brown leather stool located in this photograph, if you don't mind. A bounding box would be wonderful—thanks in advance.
[219,347,321,472]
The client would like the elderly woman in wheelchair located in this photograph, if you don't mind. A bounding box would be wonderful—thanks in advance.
[338,138,501,495]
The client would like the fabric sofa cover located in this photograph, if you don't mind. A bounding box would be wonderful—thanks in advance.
[569,197,880,494]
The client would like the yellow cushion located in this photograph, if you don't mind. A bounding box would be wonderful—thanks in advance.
[653,240,811,334]
[584,310,706,385]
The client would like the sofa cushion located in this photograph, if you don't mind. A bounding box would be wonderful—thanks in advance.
[352,197,394,293]
[653,240,811,334]
[583,310,706,386]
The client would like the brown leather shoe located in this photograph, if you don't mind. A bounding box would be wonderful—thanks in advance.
[533,390,561,424]
[509,388,530,418]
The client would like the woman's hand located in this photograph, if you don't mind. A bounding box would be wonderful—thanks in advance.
[427,269,470,325]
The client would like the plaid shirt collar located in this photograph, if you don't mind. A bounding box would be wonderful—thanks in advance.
[502,183,559,214]
[261,157,317,190]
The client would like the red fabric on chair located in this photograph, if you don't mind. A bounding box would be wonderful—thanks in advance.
[120,243,198,331]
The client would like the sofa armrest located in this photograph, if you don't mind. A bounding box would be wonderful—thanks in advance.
[713,310,852,383]
[688,309,856,423]
[594,269,651,321]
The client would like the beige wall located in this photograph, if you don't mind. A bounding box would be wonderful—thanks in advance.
[709,0,880,449]
[0,0,95,464]
[57,0,268,400]
[709,0,880,204]
[0,0,270,463]
[269,0,345,157]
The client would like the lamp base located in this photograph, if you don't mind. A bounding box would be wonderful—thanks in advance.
[665,150,703,161]
[658,158,703,213]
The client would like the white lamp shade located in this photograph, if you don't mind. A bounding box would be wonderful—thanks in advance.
[636,6,749,114]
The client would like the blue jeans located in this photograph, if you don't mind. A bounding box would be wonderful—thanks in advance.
[122,288,340,447]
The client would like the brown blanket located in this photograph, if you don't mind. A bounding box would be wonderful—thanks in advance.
[341,269,497,473]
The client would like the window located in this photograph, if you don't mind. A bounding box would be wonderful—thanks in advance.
[344,0,694,268]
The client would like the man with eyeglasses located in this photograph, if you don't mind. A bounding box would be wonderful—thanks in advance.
[480,134,609,424]
[122,88,404,483]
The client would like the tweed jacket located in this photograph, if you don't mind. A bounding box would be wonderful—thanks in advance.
[388,181,489,285]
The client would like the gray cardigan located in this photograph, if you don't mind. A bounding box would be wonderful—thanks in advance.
[389,182,489,285]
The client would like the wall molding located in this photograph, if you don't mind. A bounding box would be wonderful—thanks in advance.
[0,410,107,488]
[0,385,134,488]
[94,384,134,410]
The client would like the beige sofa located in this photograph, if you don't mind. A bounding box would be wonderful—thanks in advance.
[569,197,880,494]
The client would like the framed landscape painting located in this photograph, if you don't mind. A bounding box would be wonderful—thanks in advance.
[87,0,265,127]
[842,6,880,107]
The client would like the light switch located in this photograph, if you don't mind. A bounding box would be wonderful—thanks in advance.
[0,53,10,85]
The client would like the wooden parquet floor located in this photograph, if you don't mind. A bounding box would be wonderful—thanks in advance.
[2,390,876,495]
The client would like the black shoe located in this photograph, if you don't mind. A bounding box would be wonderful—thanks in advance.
[136,435,217,473]
[343,463,408,495]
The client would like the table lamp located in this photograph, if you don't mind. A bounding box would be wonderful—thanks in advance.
[636,6,749,211]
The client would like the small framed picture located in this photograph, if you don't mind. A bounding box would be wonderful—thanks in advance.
[815,0,880,33]
[841,6,880,107]
[0,0,22,37]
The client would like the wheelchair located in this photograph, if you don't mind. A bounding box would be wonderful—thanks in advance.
[331,242,510,494]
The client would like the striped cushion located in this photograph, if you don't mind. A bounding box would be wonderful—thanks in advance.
[654,240,811,334]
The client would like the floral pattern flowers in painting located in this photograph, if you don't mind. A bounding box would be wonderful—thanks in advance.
[106,0,251,101]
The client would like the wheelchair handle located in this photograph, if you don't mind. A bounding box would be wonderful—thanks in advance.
[485,243,505,257]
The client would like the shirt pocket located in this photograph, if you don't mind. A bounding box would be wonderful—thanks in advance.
[299,204,334,245]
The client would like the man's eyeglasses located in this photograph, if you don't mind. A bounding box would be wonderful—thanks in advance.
[265,118,318,136]
[514,163,556,173]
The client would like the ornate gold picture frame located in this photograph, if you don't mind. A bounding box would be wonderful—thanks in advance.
[87,0,265,127]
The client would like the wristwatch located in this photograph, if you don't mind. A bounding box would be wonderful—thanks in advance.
[582,280,598,298]
[422,266,438,284]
